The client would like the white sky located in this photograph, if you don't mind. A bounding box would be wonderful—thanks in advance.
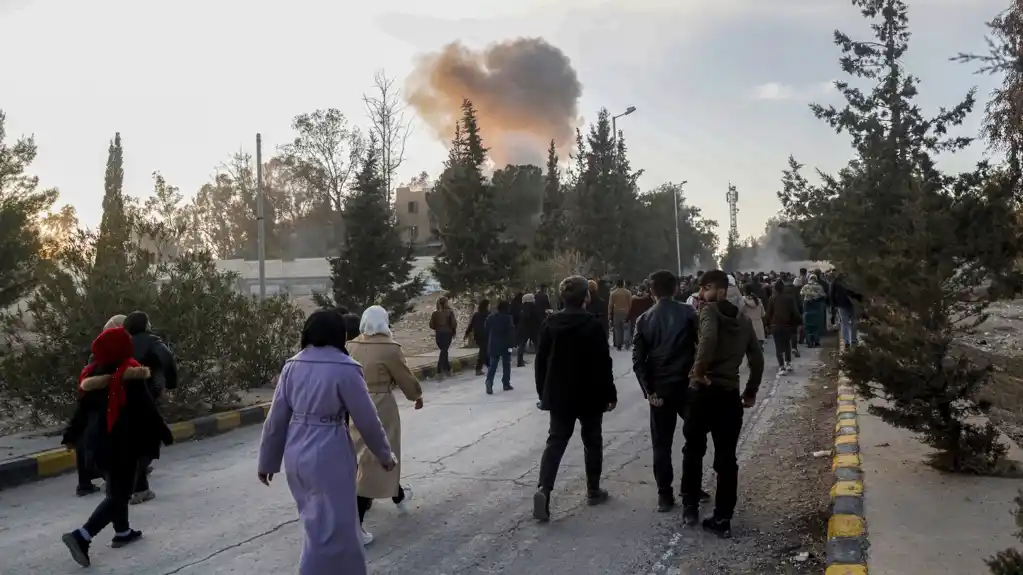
[0,0,1008,243]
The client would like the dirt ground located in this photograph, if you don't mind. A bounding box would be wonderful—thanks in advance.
[957,298,1023,446]
[676,342,838,574]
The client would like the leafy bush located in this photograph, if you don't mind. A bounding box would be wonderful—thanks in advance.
[0,230,303,425]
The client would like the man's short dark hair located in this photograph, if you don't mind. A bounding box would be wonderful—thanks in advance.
[616,279,624,288]
[497,300,510,313]
[123,311,149,336]
[559,275,589,308]
[799,267,807,275]
[649,270,678,298]
[698,269,729,290]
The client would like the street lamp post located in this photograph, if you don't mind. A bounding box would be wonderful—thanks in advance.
[611,106,637,161]
[674,181,688,278]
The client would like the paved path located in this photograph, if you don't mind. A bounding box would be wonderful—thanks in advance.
[0,347,804,574]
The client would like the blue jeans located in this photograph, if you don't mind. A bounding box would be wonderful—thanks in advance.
[838,307,857,347]
[485,352,512,387]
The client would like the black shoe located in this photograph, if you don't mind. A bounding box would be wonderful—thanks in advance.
[111,529,143,548]
[62,531,91,567]
[533,490,551,523]
[516,362,526,368]
[793,349,801,358]
[657,494,675,513]
[682,505,700,526]
[485,384,494,395]
[586,488,610,506]
[702,516,732,538]
[76,484,100,497]
[503,384,513,391]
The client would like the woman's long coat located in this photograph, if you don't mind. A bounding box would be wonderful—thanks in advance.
[346,334,423,499]
[740,296,766,342]
[258,346,392,575]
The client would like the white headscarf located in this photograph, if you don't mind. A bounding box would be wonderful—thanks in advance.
[359,305,392,337]
[104,314,126,329]
[727,274,736,286]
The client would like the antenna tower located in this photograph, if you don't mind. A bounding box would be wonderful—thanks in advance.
[726,183,739,247]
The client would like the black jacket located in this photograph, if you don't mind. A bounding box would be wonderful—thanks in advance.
[130,331,178,397]
[466,310,489,347]
[62,366,174,473]
[632,297,699,399]
[586,296,609,335]
[534,291,551,313]
[829,280,862,310]
[484,311,516,356]
[535,308,617,415]
[517,301,542,339]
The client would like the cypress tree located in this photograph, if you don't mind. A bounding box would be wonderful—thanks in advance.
[534,139,566,256]
[95,132,128,270]
[316,135,424,322]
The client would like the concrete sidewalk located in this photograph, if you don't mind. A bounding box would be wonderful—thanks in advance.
[858,395,1023,574]
[0,347,479,489]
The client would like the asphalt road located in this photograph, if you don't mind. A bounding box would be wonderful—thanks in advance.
[0,346,807,575]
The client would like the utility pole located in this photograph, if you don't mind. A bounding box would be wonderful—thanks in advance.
[256,133,266,300]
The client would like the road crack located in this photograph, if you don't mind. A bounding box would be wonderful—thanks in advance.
[160,518,299,574]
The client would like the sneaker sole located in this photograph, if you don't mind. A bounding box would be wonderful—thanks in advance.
[61,533,89,567]
[532,492,550,522]
[111,533,142,548]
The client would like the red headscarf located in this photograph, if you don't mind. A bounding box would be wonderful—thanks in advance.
[79,327,140,432]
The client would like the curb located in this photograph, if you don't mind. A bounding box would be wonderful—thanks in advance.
[825,371,869,575]
[0,353,477,491]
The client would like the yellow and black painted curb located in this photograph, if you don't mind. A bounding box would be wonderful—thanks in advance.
[0,353,477,491]
[825,373,869,575]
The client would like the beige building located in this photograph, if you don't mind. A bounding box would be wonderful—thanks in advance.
[394,186,440,250]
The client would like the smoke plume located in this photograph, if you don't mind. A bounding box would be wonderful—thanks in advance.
[406,38,583,168]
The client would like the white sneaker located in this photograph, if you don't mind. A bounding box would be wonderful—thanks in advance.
[395,485,414,515]
[359,526,374,546]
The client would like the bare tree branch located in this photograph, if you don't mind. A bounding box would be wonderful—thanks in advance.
[363,69,414,203]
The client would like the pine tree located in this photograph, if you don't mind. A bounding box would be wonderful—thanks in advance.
[779,0,1020,472]
[315,136,424,321]
[567,109,616,276]
[610,130,643,277]
[432,99,518,295]
[95,132,128,270]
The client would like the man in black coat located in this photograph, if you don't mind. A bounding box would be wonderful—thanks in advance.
[533,275,617,522]
[122,311,178,504]
[632,269,709,512]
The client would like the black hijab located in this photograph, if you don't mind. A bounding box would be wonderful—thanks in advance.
[301,309,349,354]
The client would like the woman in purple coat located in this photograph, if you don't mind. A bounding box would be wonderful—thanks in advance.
[258,310,396,575]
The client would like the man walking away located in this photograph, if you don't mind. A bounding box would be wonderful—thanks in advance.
[633,270,709,512]
[586,280,610,340]
[533,276,617,522]
[122,311,178,505]
[609,280,633,351]
[682,270,764,539]
[765,280,802,374]
[829,273,863,349]
[483,301,516,394]
[534,284,551,315]
[627,286,654,338]
[516,293,542,367]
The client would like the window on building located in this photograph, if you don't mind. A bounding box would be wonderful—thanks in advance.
[409,225,419,241]
[407,201,418,214]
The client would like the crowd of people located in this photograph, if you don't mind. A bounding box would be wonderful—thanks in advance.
[56,265,859,574]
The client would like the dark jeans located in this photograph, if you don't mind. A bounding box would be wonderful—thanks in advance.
[516,333,535,365]
[650,392,689,497]
[681,385,743,519]
[357,486,406,523]
[76,439,98,489]
[538,412,603,492]
[435,331,453,373]
[485,352,511,387]
[772,326,793,366]
[83,456,138,536]
[133,457,151,492]
[475,347,489,372]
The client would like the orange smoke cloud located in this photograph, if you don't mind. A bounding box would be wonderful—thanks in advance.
[406,38,583,168]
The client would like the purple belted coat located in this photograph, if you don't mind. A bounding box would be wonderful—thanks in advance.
[258,346,393,575]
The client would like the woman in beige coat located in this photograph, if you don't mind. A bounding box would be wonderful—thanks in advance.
[740,284,766,347]
[347,305,423,546]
